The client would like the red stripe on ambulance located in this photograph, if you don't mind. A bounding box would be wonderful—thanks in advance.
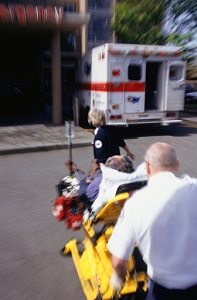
[79,82,145,92]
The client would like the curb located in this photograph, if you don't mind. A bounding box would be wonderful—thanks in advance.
[0,141,93,155]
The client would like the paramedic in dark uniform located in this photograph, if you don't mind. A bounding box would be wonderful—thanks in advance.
[107,142,197,300]
[88,108,135,164]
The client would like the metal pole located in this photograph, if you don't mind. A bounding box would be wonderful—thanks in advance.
[68,123,72,177]
[65,120,75,177]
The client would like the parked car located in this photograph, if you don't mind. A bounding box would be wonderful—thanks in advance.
[185,84,197,104]
[185,84,196,93]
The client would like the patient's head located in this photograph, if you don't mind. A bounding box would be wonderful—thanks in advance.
[105,155,134,173]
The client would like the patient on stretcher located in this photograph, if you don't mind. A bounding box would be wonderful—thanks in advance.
[83,155,147,220]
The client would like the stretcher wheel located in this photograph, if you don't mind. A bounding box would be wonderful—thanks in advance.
[60,247,67,256]
[95,293,102,300]
[60,240,84,257]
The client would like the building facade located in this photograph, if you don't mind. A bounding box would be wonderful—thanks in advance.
[88,0,114,49]
[0,0,115,125]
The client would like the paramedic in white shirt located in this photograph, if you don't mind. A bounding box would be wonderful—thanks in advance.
[107,142,197,300]
[90,155,147,216]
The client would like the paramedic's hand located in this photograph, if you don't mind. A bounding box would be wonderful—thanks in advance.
[123,145,135,161]
[127,152,135,161]
[110,271,124,292]
[127,152,135,160]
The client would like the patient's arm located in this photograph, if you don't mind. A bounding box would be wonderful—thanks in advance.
[91,190,108,215]
[101,162,147,183]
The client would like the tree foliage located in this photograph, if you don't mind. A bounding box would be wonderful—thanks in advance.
[113,0,167,45]
[113,0,197,79]
[165,0,197,34]
[113,0,197,45]
[164,0,197,79]
[187,64,197,80]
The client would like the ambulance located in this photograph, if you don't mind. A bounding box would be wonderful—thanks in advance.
[78,43,186,126]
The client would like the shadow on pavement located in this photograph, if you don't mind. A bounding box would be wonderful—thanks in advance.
[118,122,197,140]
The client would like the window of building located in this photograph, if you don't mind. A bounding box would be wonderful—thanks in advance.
[61,34,77,52]
[128,64,142,81]
[92,18,111,40]
[64,2,76,12]
[88,0,112,9]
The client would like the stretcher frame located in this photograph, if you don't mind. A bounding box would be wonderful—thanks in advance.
[62,184,148,300]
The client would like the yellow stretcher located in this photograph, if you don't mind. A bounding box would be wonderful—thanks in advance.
[62,181,148,300]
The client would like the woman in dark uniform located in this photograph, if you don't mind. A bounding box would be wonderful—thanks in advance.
[88,108,135,164]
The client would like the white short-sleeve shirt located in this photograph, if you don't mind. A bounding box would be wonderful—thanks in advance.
[107,172,197,289]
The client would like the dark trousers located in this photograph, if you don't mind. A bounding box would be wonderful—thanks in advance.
[146,280,197,300]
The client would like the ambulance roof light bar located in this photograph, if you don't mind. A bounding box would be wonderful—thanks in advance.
[108,46,182,57]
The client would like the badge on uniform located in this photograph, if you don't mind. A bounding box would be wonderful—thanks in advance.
[95,140,102,148]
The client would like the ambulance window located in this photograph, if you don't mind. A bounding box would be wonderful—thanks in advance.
[128,64,141,80]
[169,65,183,81]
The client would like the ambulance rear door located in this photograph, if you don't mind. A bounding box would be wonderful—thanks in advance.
[165,61,186,111]
[124,57,145,113]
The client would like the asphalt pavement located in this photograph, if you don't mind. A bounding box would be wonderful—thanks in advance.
[0,111,196,155]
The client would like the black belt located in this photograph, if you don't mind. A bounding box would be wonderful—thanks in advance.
[149,280,197,300]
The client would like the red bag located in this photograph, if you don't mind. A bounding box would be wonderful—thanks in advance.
[52,195,83,230]
[52,195,67,222]
[64,213,83,230]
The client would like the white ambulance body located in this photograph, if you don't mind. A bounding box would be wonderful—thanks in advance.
[78,43,186,126]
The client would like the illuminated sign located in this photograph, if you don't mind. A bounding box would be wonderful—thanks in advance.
[0,4,63,25]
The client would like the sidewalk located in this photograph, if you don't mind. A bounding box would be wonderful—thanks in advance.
[0,111,196,155]
[0,124,94,155]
